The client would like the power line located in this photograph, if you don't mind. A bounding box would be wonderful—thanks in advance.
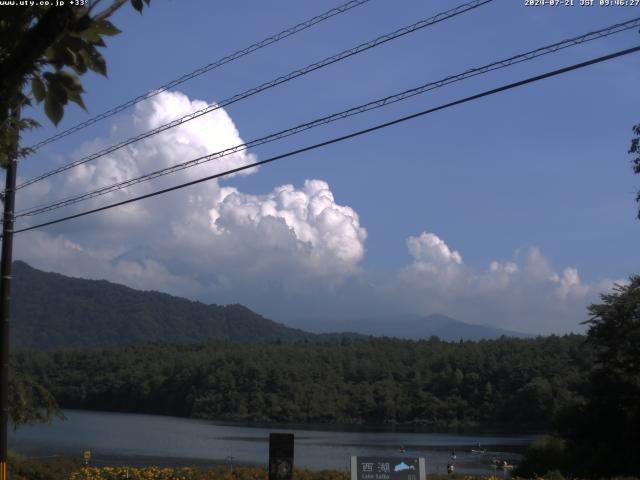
[17,0,494,191]
[26,0,373,152]
[15,17,640,219]
[11,45,640,236]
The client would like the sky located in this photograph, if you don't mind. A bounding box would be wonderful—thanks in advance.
[9,0,640,334]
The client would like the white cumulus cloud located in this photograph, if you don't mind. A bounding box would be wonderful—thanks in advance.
[15,91,367,312]
[209,179,366,278]
[407,232,463,267]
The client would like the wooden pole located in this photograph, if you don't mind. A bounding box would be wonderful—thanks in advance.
[0,107,19,479]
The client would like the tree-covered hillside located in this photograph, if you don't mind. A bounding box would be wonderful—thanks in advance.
[16,335,590,429]
[11,261,340,349]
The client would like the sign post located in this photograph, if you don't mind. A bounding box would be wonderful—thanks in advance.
[269,433,294,480]
[351,456,426,480]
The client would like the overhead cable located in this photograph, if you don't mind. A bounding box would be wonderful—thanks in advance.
[15,18,640,219]
[11,45,640,236]
[26,0,373,151]
[17,0,494,190]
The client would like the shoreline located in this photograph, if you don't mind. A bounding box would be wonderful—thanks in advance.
[58,407,545,436]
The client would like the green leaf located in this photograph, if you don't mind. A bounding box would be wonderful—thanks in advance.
[60,34,86,54]
[63,37,89,74]
[56,71,85,110]
[91,36,107,48]
[131,0,143,12]
[53,72,74,89]
[54,70,83,92]
[77,27,101,44]
[48,79,68,106]
[44,46,64,70]
[44,93,64,126]
[90,52,107,76]
[80,43,107,76]
[70,54,87,75]
[74,23,111,46]
[55,41,76,67]
[94,20,121,36]
[31,77,46,103]
[67,89,87,111]
[77,49,91,70]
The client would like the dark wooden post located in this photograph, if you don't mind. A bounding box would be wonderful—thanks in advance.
[0,107,19,480]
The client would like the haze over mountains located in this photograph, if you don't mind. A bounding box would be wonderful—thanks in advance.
[12,261,529,350]
[296,314,530,341]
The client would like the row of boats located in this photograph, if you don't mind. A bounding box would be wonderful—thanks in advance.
[397,445,515,471]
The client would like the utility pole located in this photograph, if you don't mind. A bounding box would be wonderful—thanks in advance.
[0,107,19,480]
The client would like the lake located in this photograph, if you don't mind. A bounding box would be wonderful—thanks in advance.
[9,410,536,475]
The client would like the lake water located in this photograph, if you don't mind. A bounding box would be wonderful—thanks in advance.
[9,410,536,475]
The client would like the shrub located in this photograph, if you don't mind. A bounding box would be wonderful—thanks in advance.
[513,436,571,478]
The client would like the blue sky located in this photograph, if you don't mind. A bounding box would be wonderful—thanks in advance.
[13,0,640,334]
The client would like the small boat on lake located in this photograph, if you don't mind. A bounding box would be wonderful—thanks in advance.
[471,442,486,454]
[491,459,514,470]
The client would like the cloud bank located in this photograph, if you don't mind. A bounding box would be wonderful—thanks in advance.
[14,91,619,335]
[387,233,617,333]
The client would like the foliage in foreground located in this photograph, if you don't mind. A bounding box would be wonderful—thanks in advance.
[68,466,268,480]
[68,468,516,480]
[517,277,640,478]
[556,277,640,477]
[513,436,570,478]
[7,458,519,480]
[9,454,81,480]
[12,458,640,480]
[631,123,640,219]
[8,369,63,427]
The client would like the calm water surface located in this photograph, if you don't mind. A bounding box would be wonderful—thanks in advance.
[9,410,536,474]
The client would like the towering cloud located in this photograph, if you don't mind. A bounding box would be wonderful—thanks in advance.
[16,91,367,301]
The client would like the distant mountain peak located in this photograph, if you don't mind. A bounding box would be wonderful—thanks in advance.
[292,312,530,341]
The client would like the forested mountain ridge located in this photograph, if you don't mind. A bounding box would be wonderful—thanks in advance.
[15,335,591,429]
[11,261,526,349]
[11,261,340,349]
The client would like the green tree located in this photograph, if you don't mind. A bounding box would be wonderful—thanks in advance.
[630,123,640,219]
[8,369,63,427]
[0,0,151,427]
[557,278,640,477]
[0,0,151,166]
[586,277,640,375]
